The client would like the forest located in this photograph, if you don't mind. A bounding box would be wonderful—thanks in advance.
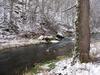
[0,0,100,75]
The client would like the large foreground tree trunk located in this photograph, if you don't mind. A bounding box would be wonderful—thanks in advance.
[76,0,90,63]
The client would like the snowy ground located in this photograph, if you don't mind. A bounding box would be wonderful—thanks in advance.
[0,34,43,50]
[36,58,100,75]
[0,38,45,50]
[35,41,100,75]
[90,41,100,58]
[0,35,60,50]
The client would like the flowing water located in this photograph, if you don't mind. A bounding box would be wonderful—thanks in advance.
[0,38,74,75]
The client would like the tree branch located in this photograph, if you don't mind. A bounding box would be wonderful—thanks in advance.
[62,5,76,12]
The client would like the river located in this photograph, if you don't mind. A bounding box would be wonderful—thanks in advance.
[0,37,74,75]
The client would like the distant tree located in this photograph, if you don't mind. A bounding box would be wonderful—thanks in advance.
[75,0,91,63]
[10,0,14,22]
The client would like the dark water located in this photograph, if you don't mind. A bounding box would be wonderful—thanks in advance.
[92,33,100,40]
[0,38,74,75]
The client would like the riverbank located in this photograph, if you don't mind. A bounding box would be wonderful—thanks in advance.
[0,37,60,50]
[0,38,45,50]
[25,35,100,75]
[33,41,100,75]
[0,36,74,75]
[35,57,100,75]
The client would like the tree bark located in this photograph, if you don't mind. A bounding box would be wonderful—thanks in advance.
[76,0,90,63]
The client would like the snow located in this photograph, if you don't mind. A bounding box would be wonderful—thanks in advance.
[90,42,100,58]
[36,58,100,75]
[36,40,100,75]
[38,35,53,40]
[50,40,59,43]
[92,28,100,33]
[0,34,60,50]
[38,35,59,43]
[0,38,47,50]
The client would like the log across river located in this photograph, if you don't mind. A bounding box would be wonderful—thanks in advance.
[0,38,74,75]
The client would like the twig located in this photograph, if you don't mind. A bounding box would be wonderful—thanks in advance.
[62,5,76,12]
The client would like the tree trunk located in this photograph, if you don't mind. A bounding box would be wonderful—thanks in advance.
[3,0,6,24]
[10,0,13,23]
[76,0,90,63]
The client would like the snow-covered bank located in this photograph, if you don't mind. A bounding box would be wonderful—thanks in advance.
[0,35,60,50]
[36,58,100,75]
[90,41,100,58]
[0,38,46,50]
[34,40,100,75]
[0,34,46,50]
[49,59,100,75]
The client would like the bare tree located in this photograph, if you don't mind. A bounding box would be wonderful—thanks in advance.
[10,0,13,23]
[3,0,7,24]
[1,0,76,35]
